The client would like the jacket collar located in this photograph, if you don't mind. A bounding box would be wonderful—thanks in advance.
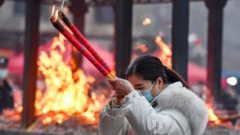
[152,81,208,135]
[150,82,182,105]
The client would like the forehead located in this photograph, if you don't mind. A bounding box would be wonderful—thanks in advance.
[127,74,148,85]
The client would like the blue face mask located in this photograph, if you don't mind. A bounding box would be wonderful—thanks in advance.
[138,81,156,102]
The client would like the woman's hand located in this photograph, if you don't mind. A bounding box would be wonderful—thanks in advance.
[109,78,135,105]
[109,78,135,96]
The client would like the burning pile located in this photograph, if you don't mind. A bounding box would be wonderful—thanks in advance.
[0,104,22,129]
[27,34,108,133]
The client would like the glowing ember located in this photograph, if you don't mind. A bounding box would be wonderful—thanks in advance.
[142,18,151,25]
[36,34,106,125]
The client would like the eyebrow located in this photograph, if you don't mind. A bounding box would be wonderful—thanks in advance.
[134,84,144,87]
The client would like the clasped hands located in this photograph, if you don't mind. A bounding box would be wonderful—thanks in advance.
[108,78,135,105]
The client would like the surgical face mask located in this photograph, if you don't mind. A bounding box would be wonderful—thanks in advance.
[0,69,8,80]
[138,81,156,102]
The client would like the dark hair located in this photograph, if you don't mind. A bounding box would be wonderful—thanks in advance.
[126,55,190,89]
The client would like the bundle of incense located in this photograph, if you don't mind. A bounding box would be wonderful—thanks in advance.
[58,11,113,77]
[50,14,114,79]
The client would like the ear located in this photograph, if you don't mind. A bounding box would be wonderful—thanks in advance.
[156,77,164,90]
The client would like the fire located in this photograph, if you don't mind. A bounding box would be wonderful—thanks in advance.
[51,5,58,22]
[206,104,221,124]
[51,5,56,16]
[36,34,106,125]
[142,18,151,25]
[155,35,172,68]
[14,103,23,113]
[55,10,59,21]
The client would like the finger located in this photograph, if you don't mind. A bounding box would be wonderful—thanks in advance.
[108,80,117,86]
[108,78,119,82]
[108,80,118,85]
[113,89,124,95]
[109,83,118,87]
[115,92,124,97]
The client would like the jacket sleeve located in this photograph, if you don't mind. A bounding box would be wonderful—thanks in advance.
[120,91,177,135]
[98,99,130,135]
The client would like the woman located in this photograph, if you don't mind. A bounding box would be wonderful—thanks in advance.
[99,55,208,135]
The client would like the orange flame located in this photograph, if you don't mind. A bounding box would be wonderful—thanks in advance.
[142,18,151,25]
[51,5,56,16]
[55,10,59,21]
[206,104,221,124]
[51,5,58,22]
[155,35,172,68]
[35,34,106,125]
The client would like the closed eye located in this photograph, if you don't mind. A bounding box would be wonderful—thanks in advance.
[134,84,144,87]
[135,87,144,90]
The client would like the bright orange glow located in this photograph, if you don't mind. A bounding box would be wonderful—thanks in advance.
[35,34,107,125]
[155,35,172,68]
[142,18,151,25]
[206,104,221,124]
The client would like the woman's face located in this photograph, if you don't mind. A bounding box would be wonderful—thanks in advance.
[127,74,164,96]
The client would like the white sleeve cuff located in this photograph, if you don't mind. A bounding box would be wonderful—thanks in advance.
[111,99,121,108]
[105,99,124,116]
[120,91,141,107]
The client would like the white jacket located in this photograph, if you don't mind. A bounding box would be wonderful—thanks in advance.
[99,82,208,135]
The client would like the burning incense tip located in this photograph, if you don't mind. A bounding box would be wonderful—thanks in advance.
[50,17,65,33]
[51,9,115,79]
[58,11,73,28]
[50,10,59,22]
[50,16,57,23]
[50,16,55,22]
[58,11,64,19]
